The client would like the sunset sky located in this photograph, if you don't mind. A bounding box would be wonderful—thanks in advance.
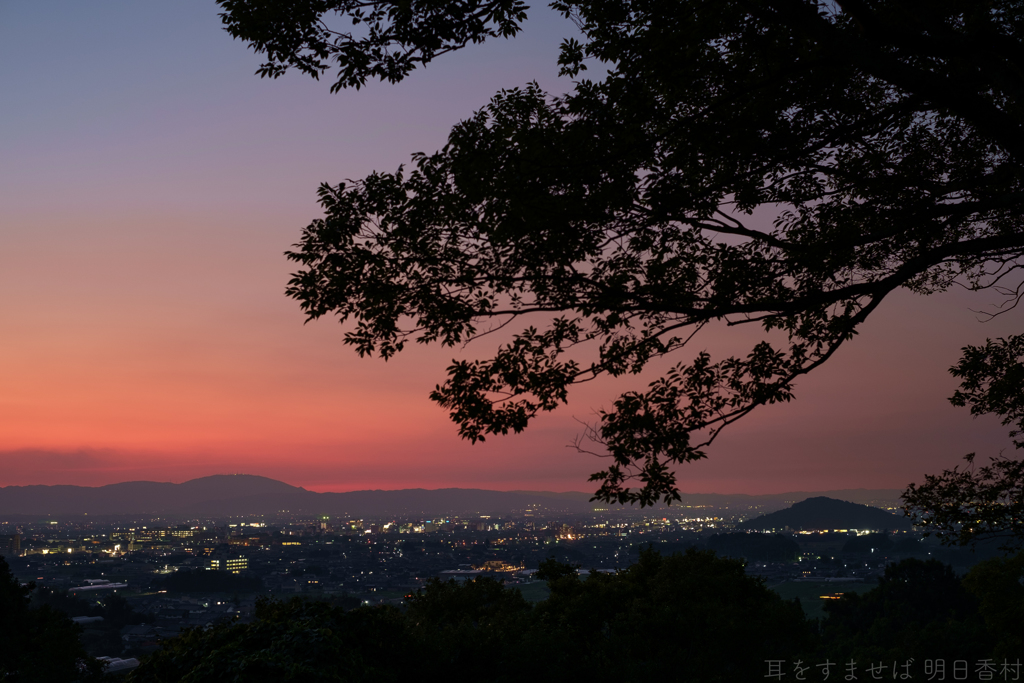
[1,1,1018,495]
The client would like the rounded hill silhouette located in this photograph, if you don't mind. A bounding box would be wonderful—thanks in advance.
[738,496,912,532]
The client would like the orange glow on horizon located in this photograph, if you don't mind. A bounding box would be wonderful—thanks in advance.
[1,4,1019,496]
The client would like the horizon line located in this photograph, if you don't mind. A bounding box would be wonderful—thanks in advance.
[0,472,905,497]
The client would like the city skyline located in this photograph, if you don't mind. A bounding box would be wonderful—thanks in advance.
[1,1,1019,494]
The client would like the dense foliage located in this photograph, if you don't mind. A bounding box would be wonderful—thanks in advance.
[124,547,1024,682]
[32,587,149,657]
[904,335,1024,547]
[820,558,992,664]
[217,0,1024,507]
[129,549,812,683]
[126,598,414,683]
[961,551,1024,659]
[0,556,101,682]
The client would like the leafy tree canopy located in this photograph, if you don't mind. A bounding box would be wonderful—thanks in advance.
[129,549,812,683]
[0,557,101,683]
[125,549,1024,682]
[821,557,992,663]
[127,597,415,683]
[961,550,1024,658]
[532,547,812,681]
[903,335,1024,548]
[218,0,1024,505]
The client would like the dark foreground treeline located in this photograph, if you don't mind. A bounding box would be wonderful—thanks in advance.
[3,548,1023,682]
[1,557,105,682]
[123,548,1023,683]
[31,587,149,659]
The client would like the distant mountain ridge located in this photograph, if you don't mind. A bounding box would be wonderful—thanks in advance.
[505,489,902,505]
[738,496,913,531]
[0,475,903,517]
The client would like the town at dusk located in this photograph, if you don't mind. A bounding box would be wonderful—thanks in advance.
[1,2,1022,681]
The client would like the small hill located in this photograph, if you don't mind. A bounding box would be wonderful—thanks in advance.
[738,496,913,532]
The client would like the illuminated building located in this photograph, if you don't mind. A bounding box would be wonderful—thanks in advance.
[0,534,20,557]
[206,555,248,573]
[472,560,525,573]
